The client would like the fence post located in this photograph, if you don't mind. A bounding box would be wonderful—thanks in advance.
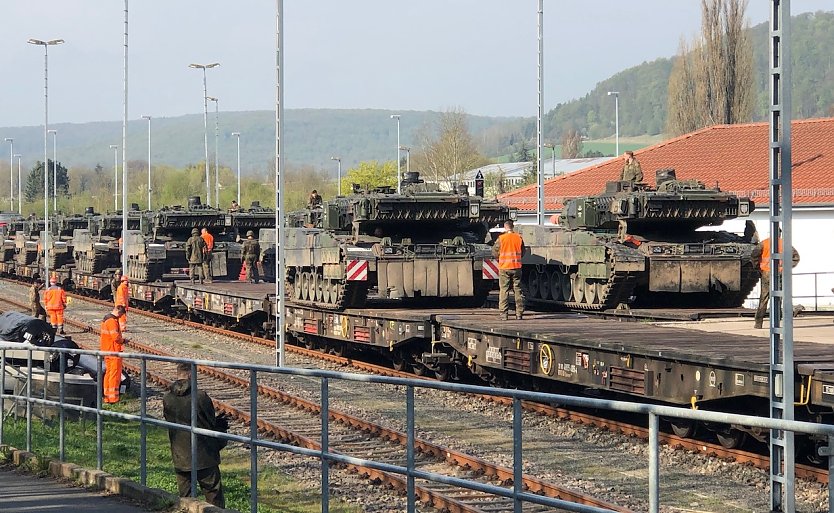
[59,351,66,461]
[828,434,834,513]
[321,377,329,513]
[649,412,659,513]
[250,368,258,513]
[1,349,6,444]
[96,355,103,470]
[25,349,32,452]
[140,358,147,486]
[513,397,522,513]
[407,385,415,513]
[190,363,198,499]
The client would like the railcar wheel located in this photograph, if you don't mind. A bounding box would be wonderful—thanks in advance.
[526,270,540,299]
[670,420,697,438]
[571,274,585,303]
[716,429,747,449]
[539,270,551,300]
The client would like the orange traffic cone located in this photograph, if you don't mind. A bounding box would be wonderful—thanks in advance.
[238,261,247,281]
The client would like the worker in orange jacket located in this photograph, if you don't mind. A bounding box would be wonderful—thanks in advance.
[114,274,130,332]
[491,220,526,320]
[100,305,126,404]
[752,237,800,329]
[43,276,67,335]
[201,228,215,283]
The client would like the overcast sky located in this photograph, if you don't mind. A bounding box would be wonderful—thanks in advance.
[1,1,831,127]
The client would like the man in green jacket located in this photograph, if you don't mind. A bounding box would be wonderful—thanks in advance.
[620,151,643,182]
[162,363,225,508]
[185,228,206,284]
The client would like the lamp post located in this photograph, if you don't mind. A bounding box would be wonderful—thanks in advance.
[607,91,620,157]
[110,145,119,211]
[4,138,12,211]
[141,115,151,209]
[399,146,411,175]
[189,62,219,205]
[48,130,57,211]
[206,96,220,207]
[390,114,401,193]
[231,132,241,205]
[543,142,556,179]
[28,37,63,282]
[330,156,341,195]
[13,155,22,215]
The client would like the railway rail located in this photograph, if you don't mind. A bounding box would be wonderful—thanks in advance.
[0,293,630,513]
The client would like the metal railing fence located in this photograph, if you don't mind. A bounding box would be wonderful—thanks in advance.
[0,342,831,513]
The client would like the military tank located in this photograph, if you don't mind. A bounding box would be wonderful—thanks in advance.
[285,171,514,309]
[72,206,145,273]
[518,169,758,309]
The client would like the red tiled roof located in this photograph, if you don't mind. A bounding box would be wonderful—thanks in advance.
[499,117,834,210]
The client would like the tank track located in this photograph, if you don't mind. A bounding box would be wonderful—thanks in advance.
[288,268,369,310]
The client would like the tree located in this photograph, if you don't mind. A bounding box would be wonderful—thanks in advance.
[483,169,507,198]
[340,160,397,193]
[24,160,70,203]
[413,108,485,187]
[666,0,753,135]
[560,129,583,159]
[512,140,534,163]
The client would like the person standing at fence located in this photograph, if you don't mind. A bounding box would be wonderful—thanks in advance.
[200,228,214,284]
[752,237,800,329]
[43,277,67,334]
[114,274,130,332]
[29,278,47,321]
[163,363,225,508]
[100,305,126,404]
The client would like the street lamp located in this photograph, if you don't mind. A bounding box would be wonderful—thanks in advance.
[141,115,151,209]
[48,129,57,211]
[109,145,119,211]
[399,146,411,175]
[231,132,241,206]
[330,156,341,196]
[189,62,219,205]
[607,91,620,157]
[543,142,556,179]
[206,96,220,207]
[28,37,63,282]
[4,138,12,211]
[390,114,401,193]
[13,155,22,215]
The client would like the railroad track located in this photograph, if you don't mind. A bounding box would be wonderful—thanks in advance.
[2,276,829,486]
[0,294,629,513]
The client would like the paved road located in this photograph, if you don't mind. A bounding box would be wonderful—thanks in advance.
[0,466,151,512]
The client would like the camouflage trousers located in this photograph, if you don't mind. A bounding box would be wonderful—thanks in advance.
[498,269,524,316]
[244,259,259,283]
[30,302,46,321]
[754,273,770,328]
[189,264,203,283]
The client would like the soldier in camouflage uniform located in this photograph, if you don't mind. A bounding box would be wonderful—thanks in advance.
[242,230,261,283]
[110,269,122,300]
[620,151,643,182]
[28,278,47,321]
[185,228,207,284]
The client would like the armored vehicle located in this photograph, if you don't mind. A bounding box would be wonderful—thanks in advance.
[225,201,275,239]
[124,197,240,281]
[73,206,145,273]
[518,169,758,309]
[285,171,514,309]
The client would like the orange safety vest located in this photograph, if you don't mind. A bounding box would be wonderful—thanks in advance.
[201,232,214,252]
[759,238,797,272]
[115,282,129,308]
[497,232,523,270]
[100,315,123,352]
[43,285,66,310]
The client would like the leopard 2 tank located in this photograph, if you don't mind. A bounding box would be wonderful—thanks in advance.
[518,168,758,309]
[285,171,514,309]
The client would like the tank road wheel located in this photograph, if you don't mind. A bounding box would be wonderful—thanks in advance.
[322,279,332,304]
[571,274,585,303]
[332,281,343,305]
[313,273,323,302]
[307,272,317,302]
[526,270,540,299]
[559,272,572,301]
[539,270,551,300]
[584,279,599,305]
[292,275,302,300]
[549,271,562,301]
[299,272,310,301]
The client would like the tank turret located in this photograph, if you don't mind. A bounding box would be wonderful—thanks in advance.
[519,171,759,309]
[286,172,514,309]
